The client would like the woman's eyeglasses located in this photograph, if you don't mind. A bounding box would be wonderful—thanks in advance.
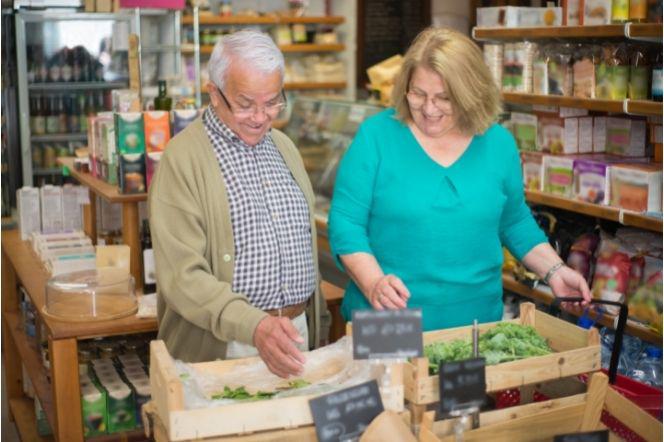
[406,90,453,115]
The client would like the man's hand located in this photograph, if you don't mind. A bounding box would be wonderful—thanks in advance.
[253,316,305,378]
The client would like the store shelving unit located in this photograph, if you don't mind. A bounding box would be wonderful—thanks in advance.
[502,274,661,346]
[473,23,662,40]
[1,229,157,442]
[525,190,663,232]
[502,92,663,117]
[27,81,126,92]
[181,9,351,106]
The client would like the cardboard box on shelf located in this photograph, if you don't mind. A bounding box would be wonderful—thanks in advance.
[537,113,565,153]
[118,153,146,194]
[593,116,607,153]
[564,117,579,154]
[521,151,544,191]
[477,6,562,27]
[143,111,171,153]
[511,112,538,151]
[608,163,663,213]
[40,185,64,234]
[542,155,575,197]
[17,187,41,240]
[115,113,146,155]
[606,118,647,157]
[583,0,612,25]
[578,117,594,154]
[573,157,610,204]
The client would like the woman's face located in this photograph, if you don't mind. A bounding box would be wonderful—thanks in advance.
[407,65,457,138]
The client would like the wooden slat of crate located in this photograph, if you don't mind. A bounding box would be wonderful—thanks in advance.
[150,340,404,441]
[405,303,601,405]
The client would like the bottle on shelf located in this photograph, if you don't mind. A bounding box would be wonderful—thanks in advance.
[68,95,81,134]
[652,52,663,102]
[79,93,88,132]
[72,47,83,83]
[86,92,96,119]
[32,143,43,168]
[153,80,173,111]
[57,96,68,134]
[61,48,73,83]
[32,95,46,135]
[629,0,648,22]
[48,52,62,83]
[37,51,48,84]
[45,96,59,134]
[141,219,157,294]
[29,96,37,133]
[611,0,630,23]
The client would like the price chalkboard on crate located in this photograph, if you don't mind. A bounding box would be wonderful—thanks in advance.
[351,308,423,359]
[308,380,384,442]
[438,357,486,418]
[553,430,609,442]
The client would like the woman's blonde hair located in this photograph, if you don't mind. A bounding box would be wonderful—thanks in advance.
[391,27,502,135]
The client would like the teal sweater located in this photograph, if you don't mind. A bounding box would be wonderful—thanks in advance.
[328,109,546,331]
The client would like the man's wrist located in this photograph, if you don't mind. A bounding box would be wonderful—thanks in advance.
[542,262,565,285]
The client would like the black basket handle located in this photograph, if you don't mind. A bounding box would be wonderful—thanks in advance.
[548,297,628,385]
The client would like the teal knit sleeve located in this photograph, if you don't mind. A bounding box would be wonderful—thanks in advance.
[328,124,379,270]
[499,134,547,260]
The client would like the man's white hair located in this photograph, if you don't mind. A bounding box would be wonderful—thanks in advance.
[208,29,285,90]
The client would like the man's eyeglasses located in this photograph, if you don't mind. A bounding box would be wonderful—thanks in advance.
[405,90,453,115]
[217,86,287,118]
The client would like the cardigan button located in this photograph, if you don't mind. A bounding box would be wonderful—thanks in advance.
[223,254,232,262]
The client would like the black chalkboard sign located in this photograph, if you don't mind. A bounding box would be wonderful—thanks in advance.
[554,430,609,442]
[309,380,384,442]
[351,309,423,359]
[438,357,486,417]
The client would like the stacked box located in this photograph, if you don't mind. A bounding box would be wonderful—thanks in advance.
[542,155,575,197]
[511,112,538,151]
[172,109,199,135]
[17,187,41,240]
[537,113,565,153]
[521,151,543,191]
[81,381,108,437]
[40,185,64,234]
[115,113,146,194]
[128,379,151,427]
[61,184,83,231]
[608,164,663,213]
[605,118,647,157]
[563,118,579,154]
[573,158,610,204]
[104,381,136,432]
[144,111,171,152]
[578,117,594,154]
[593,116,607,153]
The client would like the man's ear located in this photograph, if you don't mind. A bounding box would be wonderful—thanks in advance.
[206,82,220,107]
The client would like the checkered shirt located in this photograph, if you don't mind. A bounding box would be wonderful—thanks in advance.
[202,107,316,310]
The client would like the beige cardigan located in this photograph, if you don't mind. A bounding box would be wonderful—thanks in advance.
[148,117,330,362]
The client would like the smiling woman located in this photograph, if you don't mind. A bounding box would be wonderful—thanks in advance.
[328,26,591,333]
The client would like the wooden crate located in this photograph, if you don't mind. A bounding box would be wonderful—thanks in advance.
[418,372,662,442]
[148,340,404,441]
[405,303,601,410]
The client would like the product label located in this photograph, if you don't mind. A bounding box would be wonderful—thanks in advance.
[143,249,156,284]
[652,68,663,98]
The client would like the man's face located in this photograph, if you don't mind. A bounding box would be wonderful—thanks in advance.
[208,61,283,146]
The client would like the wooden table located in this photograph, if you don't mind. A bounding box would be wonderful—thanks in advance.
[2,228,346,441]
[57,157,147,290]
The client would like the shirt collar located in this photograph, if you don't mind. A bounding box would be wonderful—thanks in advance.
[203,105,271,151]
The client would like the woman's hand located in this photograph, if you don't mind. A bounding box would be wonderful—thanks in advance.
[548,265,592,309]
[368,274,411,310]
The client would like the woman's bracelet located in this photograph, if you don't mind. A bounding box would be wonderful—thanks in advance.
[542,262,565,285]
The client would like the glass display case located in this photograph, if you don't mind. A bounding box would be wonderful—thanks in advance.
[15,8,184,187]
[282,96,383,214]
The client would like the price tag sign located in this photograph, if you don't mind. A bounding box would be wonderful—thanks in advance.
[309,380,384,442]
[351,309,423,359]
[553,430,609,442]
[438,357,486,418]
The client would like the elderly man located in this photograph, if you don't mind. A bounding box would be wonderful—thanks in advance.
[149,29,330,378]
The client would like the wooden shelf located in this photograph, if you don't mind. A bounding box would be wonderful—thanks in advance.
[502,274,662,346]
[87,429,149,442]
[1,229,157,340]
[186,43,345,55]
[8,397,54,442]
[525,190,663,232]
[57,157,147,204]
[4,311,55,432]
[473,23,662,40]
[627,99,663,116]
[182,14,344,25]
[284,81,346,90]
[503,92,624,113]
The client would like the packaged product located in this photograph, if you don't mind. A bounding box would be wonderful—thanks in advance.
[145,151,163,190]
[172,109,199,135]
[510,112,538,151]
[483,43,503,89]
[118,154,146,194]
[578,117,594,154]
[143,111,171,152]
[521,151,543,191]
[40,185,64,234]
[503,42,536,92]
[104,381,136,432]
[611,44,631,100]
[129,379,151,427]
[608,163,663,212]
[629,47,650,100]
[629,265,663,333]
[547,45,572,96]
[573,157,609,204]
[532,48,548,95]
[592,235,631,312]
[606,117,646,157]
[566,232,600,282]
[593,116,607,153]
[583,0,612,24]
[573,46,597,99]
[81,382,108,437]
[562,0,581,25]
[542,155,575,197]
[17,187,41,240]
[563,118,579,154]
[537,113,565,153]
[61,184,83,232]
[559,107,589,118]
[114,113,146,155]
[477,6,562,27]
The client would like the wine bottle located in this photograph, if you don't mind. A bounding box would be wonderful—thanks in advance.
[153,80,172,111]
[141,220,157,294]
[68,95,80,133]
[33,95,46,135]
[46,96,60,134]
[57,96,68,133]
[79,93,88,132]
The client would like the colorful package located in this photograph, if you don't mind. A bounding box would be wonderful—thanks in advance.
[114,113,146,155]
[574,158,609,204]
[143,111,171,152]
[542,155,575,197]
